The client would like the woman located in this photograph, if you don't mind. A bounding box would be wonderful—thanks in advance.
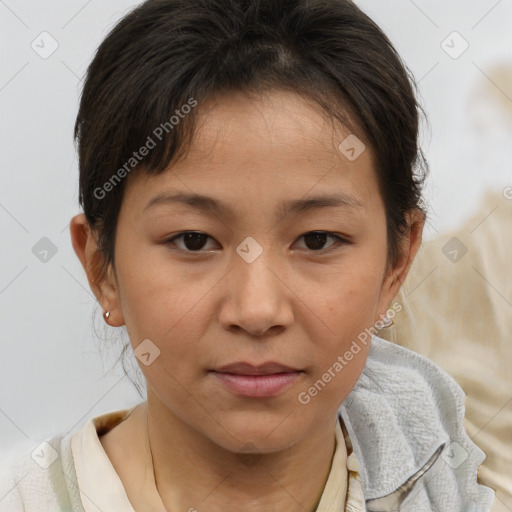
[0,0,495,510]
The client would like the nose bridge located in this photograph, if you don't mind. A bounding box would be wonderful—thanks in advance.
[219,235,293,335]
[235,235,280,303]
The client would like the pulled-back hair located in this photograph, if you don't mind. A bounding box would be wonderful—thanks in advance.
[75,0,428,283]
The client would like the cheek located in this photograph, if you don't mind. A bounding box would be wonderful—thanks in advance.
[300,249,385,385]
[294,284,378,413]
[308,250,386,340]
[114,240,218,359]
[115,255,214,404]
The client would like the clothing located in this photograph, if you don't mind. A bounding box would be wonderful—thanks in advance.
[376,190,512,512]
[0,408,363,511]
[0,334,495,511]
[340,336,495,511]
[70,406,363,512]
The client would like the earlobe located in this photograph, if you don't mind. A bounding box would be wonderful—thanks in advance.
[69,214,125,327]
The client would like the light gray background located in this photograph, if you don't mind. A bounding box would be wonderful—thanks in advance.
[1,0,511,456]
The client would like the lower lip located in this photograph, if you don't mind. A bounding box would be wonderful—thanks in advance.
[211,371,303,398]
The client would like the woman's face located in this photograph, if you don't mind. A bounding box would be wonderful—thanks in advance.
[83,89,414,454]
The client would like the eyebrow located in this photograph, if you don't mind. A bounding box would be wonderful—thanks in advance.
[143,191,365,219]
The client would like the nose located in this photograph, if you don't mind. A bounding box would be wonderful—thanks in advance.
[217,246,294,337]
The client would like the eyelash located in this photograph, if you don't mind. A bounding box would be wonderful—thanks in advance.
[164,231,351,254]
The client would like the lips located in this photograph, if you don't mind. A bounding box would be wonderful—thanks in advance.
[214,361,300,376]
[210,361,304,397]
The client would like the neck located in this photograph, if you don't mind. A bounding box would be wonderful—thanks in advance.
[144,396,339,512]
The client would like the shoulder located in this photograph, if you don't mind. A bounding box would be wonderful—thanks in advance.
[0,406,138,512]
[0,432,83,512]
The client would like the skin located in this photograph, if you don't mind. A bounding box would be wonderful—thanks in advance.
[70,89,424,512]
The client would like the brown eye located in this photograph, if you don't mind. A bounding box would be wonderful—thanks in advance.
[295,231,348,252]
[167,232,217,252]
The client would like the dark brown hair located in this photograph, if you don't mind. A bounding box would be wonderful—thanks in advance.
[75,0,428,283]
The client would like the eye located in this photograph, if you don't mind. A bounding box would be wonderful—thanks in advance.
[165,230,350,254]
[294,231,349,252]
[166,231,218,252]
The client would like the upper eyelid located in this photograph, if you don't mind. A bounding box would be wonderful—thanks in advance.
[168,231,346,241]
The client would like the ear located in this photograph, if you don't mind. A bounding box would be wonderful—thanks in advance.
[375,209,425,323]
[69,213,125,327]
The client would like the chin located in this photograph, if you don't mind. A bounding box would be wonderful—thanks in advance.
[203,412,307,455]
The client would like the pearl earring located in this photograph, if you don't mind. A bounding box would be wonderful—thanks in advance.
[104,310,111,319]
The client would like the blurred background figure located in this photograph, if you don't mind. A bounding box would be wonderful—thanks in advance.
[379,189,512,512]
[466,63,512,184]
[379,63,512,512]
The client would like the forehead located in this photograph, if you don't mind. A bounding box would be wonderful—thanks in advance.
[123,89,381,215]
[189,89,368,164]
